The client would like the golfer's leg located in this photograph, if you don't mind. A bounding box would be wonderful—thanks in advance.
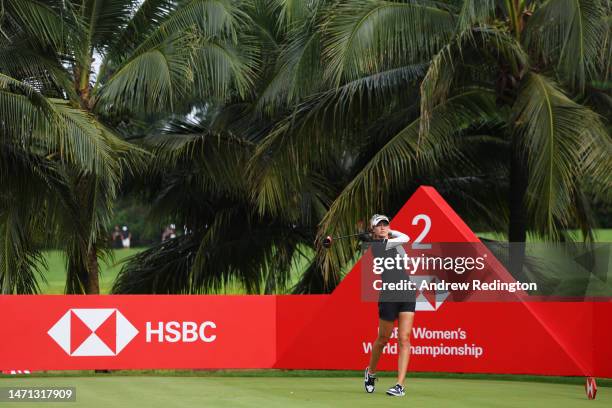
[368,319,394,374]
[396,311,415,385]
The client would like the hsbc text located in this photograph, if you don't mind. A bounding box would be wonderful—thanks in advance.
[145,321,217,343]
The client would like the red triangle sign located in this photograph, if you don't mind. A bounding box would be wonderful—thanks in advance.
[70,311,93,354]
[95,311,116,353]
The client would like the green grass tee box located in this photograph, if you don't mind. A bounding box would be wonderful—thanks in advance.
[0,376,607,408]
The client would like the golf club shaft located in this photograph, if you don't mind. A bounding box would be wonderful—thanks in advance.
[330,232,363,240]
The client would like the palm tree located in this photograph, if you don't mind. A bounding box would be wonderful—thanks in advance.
[0,0,254,293]
[112,1,334,294]
[31,0,607,295]
[0,63,131,294]
[111,113,319,294]
[248,0,612,290]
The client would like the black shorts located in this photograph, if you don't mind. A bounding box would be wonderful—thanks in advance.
[378,301,416,322]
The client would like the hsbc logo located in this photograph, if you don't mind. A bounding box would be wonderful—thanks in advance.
[413,276,449,311]
[48,309,138,357]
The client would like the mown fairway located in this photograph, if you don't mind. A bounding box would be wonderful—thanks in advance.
[40,249,142,294]
[0,375,608,408]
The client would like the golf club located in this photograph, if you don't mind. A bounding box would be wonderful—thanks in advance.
[321,233,363,248]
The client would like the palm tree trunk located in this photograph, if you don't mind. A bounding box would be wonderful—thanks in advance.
[87,243,106,373]
[86,244,100,294]
[77,78,100,295]
[508,135,528,281]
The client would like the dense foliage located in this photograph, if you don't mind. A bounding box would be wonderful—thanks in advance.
[1,0,610,294]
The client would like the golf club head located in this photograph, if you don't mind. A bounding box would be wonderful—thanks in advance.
[322,236,332,248]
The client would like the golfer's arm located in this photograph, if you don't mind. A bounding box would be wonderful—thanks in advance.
[386,230,410,250]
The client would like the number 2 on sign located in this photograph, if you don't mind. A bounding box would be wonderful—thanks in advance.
[411,214,431,249]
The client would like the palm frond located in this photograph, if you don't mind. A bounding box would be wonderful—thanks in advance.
[457,0,499,31]
[250,63,427,219]
[108,0,177,57]
[112,209,309,294]
[254,13,324,114]
[78,0,136,50]
[61,172,117,293]
[321,0,454,85]
[0,45,75,98]
[512,73,611,239]
[191,37,258,100]
[129,0,249,54]
[0,143,61,294]
[111,234,198,294]
[0,143,70,294]
[95,35,193,113]
[188,206,298,294]
[98,32,256,112]
[315,89,498,287]
[525,0,607,92]
[0,202,47,294]
[273,0,320,29]
[420,26,528,137]
[144,132,253,198]
[5,0,72,52]
[0,75,125,180]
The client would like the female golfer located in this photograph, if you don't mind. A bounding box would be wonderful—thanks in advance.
[362,214,415,397]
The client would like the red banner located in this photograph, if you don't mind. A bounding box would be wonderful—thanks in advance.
[0,296,276,370]
[1,186,610,376]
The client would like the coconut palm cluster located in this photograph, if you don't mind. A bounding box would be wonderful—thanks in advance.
[0,0,609,295]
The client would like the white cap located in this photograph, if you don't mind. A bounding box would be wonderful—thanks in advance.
[370,214,390,228]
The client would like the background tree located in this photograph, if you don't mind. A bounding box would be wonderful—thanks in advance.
[2,0,609,295]
[0,0,254,293]
[113,1,333,294]
[249,0,612,289]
